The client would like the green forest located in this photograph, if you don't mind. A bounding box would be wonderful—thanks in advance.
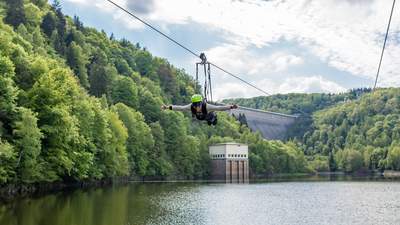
[226,88,400,173]
[0,0,312,186]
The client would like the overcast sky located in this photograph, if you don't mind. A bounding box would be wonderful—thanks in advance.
[60,0,400,100]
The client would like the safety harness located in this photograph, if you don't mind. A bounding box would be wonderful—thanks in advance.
[190,100,208,120]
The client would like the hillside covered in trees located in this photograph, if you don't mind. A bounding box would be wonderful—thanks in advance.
[0,0,314,187]
[226,88,400,173]
[304,88,400,172]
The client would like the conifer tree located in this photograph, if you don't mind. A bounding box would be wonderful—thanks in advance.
[5,0,26,28]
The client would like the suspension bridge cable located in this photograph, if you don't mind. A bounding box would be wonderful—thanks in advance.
[373,0,396,90]
[105,0,271,97]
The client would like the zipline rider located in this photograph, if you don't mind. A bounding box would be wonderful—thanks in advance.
[161,94,238,125]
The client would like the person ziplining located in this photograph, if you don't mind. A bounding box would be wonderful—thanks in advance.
[161,53,238,125]
[162,94,238,126]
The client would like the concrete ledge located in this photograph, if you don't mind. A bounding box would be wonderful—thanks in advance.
[383,170,400,178]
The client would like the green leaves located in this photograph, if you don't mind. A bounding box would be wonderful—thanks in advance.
[13,107,43,183]
[386,145,400,171]
[112,103,154,177]
[0,139,17,184]
[4,0,26,28]
[335,149,363,173]
[111,76,139,109]
[88,50,117,97]
[66,42,89,88]
[304,88,400,172]
[41,11,57,37]
[0,56,18,122]
[105,111,129,177]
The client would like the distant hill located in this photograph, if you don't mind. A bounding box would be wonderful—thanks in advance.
[225,88,400,172]
[223,88,371,115]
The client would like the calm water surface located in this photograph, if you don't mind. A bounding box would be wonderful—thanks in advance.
[1,178,400,225]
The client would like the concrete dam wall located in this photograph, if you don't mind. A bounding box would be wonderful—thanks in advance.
[231,106,298,140]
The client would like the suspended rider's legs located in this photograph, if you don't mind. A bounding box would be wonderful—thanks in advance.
[206,112,218,126]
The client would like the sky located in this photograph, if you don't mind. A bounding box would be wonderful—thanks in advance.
[59,0,400,100]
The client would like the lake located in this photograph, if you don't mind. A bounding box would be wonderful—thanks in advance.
[1,177,400,225]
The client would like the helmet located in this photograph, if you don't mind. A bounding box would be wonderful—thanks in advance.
[191,94,203,103]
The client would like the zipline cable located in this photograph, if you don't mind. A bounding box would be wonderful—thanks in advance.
[210,62,271,96]
[105,0,199,58]
[105,0,271,97]
[373,0,396,90]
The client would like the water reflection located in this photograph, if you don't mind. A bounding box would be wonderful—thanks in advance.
[1,178,400,225]
[0,183,193,225]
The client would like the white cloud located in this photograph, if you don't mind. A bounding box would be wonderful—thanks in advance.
[63,0,87,4]
[213,82,263,100]
[270,52,304,72]
[278,76,347,94]
[112,10,144,29]
[213,78,276,100]
[204,44,304,77]
[213,75,346,100]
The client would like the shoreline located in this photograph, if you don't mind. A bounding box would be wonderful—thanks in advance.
[383,170,400,178]
[0,178,128,202]
[1,171,399,202]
